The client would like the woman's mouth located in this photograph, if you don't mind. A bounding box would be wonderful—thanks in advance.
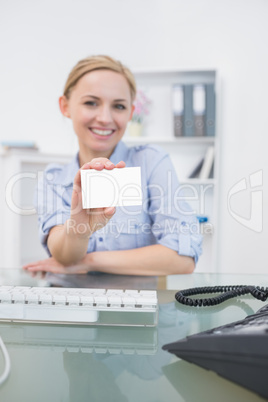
[90,128,115,136]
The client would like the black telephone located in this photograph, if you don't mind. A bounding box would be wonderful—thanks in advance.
[162,285,268,399]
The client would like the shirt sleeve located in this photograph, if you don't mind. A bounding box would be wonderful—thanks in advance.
[34,165,72,255]
[146,149,203,264]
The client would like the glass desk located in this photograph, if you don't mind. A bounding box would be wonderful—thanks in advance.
[0,269,267,402]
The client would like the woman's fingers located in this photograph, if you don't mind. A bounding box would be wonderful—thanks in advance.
[23,256,89,275]
[23,260,48,269]
[24,264,52,273]
[115,160,126,168]
[103,207,116,217]
[24,262,88,275]
[81,158,126,171]
[23,257,63,271]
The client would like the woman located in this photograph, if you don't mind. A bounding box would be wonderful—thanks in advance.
[24,55,202,276]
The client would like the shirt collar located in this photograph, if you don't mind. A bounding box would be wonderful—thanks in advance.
[56,141,129,187]
[109,141,129,165]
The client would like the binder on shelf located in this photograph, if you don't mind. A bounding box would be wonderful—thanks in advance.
[205,83,216,137]
[172,84,184,137]
[209,160,214,179]
[199,146,215,179]
[197,215,209,223]
[188,157,204,179]
[193,84,206,137]
[183,84,194,136]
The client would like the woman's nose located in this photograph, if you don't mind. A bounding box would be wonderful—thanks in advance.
[96,105,113,124]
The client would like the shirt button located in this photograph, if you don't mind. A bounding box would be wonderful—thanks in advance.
[99,237,103,242]
[46,173,54,181]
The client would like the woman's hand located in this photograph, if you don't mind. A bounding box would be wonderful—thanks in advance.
[69,157,125,237]
[23,257,90,275]
[43,157,126,267]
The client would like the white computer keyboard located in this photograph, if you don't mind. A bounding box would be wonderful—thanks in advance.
[0,286,158,326]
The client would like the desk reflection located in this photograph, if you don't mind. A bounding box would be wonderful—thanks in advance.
[46,272,159,290]
[0,268,264,401]
[0,301,191,402]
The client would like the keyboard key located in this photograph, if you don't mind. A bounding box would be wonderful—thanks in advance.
[122,296,136,307]
[0,292,12,303]
[39,294,53,304]
[107,296,122,306]
[140,290,157,296]
[11,292,25,303]
[94,296,109,306]
[80,296,94,306]
[125,290,139,295]
[25,293,39,304]
[106,289,124,295]
[52,295,67,305]
[67,295,80,306]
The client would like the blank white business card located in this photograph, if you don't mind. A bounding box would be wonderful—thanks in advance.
[81,167,142,209]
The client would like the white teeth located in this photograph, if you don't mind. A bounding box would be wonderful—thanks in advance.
[91,128,113,136]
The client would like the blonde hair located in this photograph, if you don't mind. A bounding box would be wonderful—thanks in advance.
[63,55,137,102]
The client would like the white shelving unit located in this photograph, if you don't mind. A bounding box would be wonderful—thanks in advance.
[0,69,219,273]
[124,69,219,273]
[0,150,71,268]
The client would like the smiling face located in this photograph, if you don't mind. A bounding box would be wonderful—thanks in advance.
[59,69,134,163]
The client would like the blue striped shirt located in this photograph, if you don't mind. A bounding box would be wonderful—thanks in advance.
[35,141,202,264]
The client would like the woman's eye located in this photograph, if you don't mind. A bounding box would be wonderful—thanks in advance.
[84,101,97,106]
[115,104,126,110]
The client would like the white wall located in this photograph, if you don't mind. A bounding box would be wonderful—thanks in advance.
[0,0,267,273]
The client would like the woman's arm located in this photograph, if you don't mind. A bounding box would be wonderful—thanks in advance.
[86,244,195,275]
[47,158,124,265]
[23,244,195,276]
